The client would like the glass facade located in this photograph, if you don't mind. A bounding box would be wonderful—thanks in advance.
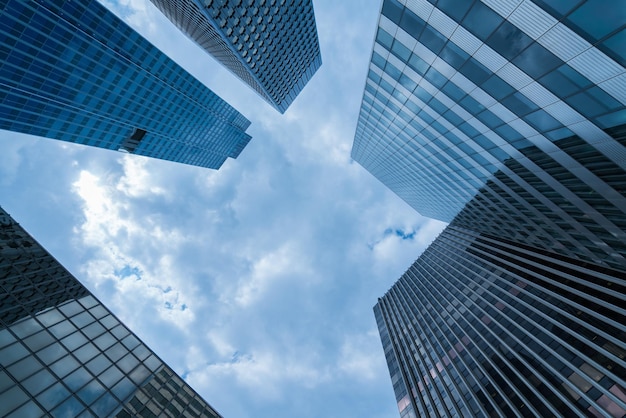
[358,0,626,417]
[352,0,626,223]
[376,226,626,418]
[0,0,251,169]
[149,0,322,113]
[0,206,222,417]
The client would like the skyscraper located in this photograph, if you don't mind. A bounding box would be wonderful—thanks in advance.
[148,0,322,113]
[375,225,626,418]
[353,0,626,416]
[0,206,222,417]
[0,0,251,169]
[352,0,625,224]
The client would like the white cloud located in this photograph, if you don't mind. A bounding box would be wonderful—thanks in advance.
[338,330,389,381]
[72,159,197,333]
[235,242,312,307]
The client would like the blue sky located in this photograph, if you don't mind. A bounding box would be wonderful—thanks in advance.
[0,1,446,417]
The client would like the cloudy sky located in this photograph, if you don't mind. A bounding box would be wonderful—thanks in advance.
[0,1,446,417]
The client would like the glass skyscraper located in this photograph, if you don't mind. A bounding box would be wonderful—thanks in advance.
[354,0,626,416]
[148,0,322,113]
[0,206,222,417]
[375,225,626,418]
[0,0,251,169]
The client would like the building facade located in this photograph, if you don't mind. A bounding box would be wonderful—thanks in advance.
[0,206,222,417]
[375,225,626,418]
[356,0,626,416]
[352,0,625,223]
[0,0,251,169]
[148,0,322,113]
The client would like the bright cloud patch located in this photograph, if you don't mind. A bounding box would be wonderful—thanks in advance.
[72,158,195,332]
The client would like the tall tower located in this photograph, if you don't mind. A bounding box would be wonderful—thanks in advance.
[0,206,222,417]
[0,0,251,169]
[148,0,322,113]
[354,0,626,416]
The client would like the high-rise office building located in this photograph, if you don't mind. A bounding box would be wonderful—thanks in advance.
[0,206,222,417]
[375,225,626,418]
[0,0,251,169]
[352,0,625,224]
[148,0,322,113]
[354,0,626,416]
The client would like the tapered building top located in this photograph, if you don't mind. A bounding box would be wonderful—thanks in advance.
[150,0,322,113]
[0,0,251,169]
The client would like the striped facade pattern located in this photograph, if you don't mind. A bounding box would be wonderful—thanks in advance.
[0,206,222,417]
[376,226,626,417]
[358,0,626,417]
[149,0,322,113]
[0,0,251,169]
[352,0,625,223]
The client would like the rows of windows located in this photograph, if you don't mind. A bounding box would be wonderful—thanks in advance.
[150,0,321,112]
[0,0,251,169]
[377,226,626,417]
[353,0,626,224]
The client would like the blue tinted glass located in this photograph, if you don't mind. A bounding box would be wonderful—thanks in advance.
[381,0,404,24]
[459,121,480,138]
[539,70,580,97]
[419,110,435,124]
[437,0,472,21]
[399,74,417,92]
[460,58,491,85]
[565,88,621,119]
[487,20,533,60]
[391,40,411,62]
[431,120,448,134]
[532,0,584,18]
[476,110,503,129]
[414,86,432,103]
[600,29,626,66]
[460,95,485,114]
[442,81,465,101]
[567,0,626,41]
[372,52,386,69]
[399,8,425,39]
[545,127,573,141]
[587,86,622,111]
[392,88,407,104]
[494,124,523,142]
[512,42,562,78]
[368,70,382,84]
[384,62,402,80]
[595,108,626,129]
[444,109,464,126]
[439,41,469,69]
[424,67,447,88]
[376,28,394,49]
[525,110,562,131]
[408,53,429,75]
[502,92,538,116]
[429,98,448,114]
[463,2,503,41]
[380,78,394,94]
[473,134,496,150]
[481,75,514,100]
[510,137,533,150]
[420,25,446,54]
[406,100,421,114]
